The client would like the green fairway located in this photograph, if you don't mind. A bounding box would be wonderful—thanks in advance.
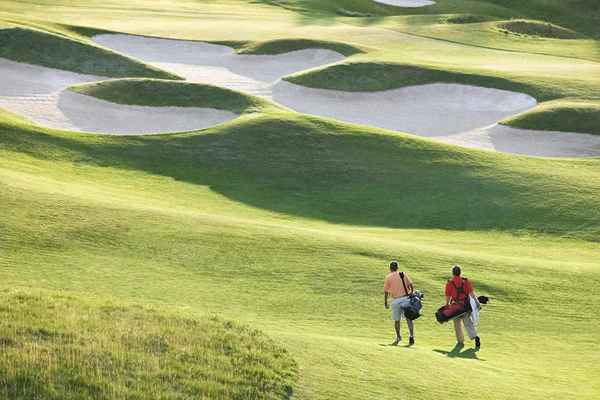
[1,0,600,399]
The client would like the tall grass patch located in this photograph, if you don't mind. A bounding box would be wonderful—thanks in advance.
[0,289,297,400]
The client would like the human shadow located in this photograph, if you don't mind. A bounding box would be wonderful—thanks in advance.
[378,342,415,348]
[433,344,484,361]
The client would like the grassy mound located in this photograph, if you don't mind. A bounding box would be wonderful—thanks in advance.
[441,14,491,24]
[502,99,600,135]
[495,19,579,39]
[70,79,268,114]
[237,38,363,57]
[2,110,600,239]
[284,62,549,99]
[0,289,296,400]
[0,27,178,79]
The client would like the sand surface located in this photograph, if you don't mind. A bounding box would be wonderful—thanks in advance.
[91,34,600,157]
[272,81,600,156]
[440,125,600,157]
[373,0,436,7]
[93,34,346,98]
[272,81,537,136]
[0,58,237,135]
[3,32,597,155]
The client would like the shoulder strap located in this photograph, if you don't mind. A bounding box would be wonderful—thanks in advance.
[451,278,465,296]
[399,272,410,296]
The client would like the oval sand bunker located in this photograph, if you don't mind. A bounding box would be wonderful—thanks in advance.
[93,34,346,98]
[272,81,537,137]
[373,0,436,7]
[50,91,237,135]
[0,58,238,135]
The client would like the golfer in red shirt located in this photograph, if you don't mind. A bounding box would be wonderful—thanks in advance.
[445,265,481,348]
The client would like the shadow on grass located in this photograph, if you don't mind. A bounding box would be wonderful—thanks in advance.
[433,343,484,361]
[2,112,600,238]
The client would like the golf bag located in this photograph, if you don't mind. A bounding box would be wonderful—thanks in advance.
[399,272,423,321]
[435,303,468,323]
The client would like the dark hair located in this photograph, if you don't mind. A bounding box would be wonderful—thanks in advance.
[452,265,461,276]
[390,261,399,271]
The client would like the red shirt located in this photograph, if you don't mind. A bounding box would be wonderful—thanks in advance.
[445,276,473,302]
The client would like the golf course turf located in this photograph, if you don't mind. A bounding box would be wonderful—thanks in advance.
[0,289,297,399]
[1,0,600,399]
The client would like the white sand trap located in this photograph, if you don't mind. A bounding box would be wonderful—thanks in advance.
[0,58,238,135]
[440,125,600,157]
[272,81,537,136]
[92,34,346,98]
[373,0,436,8]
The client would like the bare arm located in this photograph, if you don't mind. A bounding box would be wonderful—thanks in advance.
[445,295,451,306]
[384,291,389,308]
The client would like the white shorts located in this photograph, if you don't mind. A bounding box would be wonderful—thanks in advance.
[391,296,411,321]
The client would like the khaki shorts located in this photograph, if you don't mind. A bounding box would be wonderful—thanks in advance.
[391,296,411,321]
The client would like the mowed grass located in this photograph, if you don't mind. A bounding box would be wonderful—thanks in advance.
[0,289,297,400]
[71,79,271,114]
[285,62,552,99]
[1,108,600,399]
[0,27,177,79]
[1,0,600,399]
[236,38,364,56]
[502,99,600,135]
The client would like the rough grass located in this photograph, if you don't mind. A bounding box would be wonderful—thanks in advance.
[285,62,553,100]
[0,289,297,400]
[495,19,580,39]
[237,38,363,56]
[502,99,600,135]
[70,79,270,114]
[441,14,492,24]
[0,27,178,79]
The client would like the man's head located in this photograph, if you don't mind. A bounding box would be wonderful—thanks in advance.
[389,260,399,272]
[452,265,461,277]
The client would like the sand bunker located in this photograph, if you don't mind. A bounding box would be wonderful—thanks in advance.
[272,81,600,156]
[92,34,600,157]
[0,58,237,135]
[4,33,596,156]
[93,34,346,98]
[272,81,537,136]
[373,0,436,7]
[440,125,600,158]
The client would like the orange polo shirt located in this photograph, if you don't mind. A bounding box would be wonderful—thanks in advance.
[384,272,413,298]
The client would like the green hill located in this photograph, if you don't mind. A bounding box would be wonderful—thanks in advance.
[0,27,178,79]
[1,1,600,399]
[0,289,296,400]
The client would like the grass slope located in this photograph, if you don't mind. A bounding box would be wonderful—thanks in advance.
[285,62,552,99]
[502,99,600,135]
[237,38,364,56]
[0,289,297,400]
[256,0,600,37]
[1,114,600,399]
[2,109,600,239]
[1,1,600,399]
[0,27,177,79]
[71,79,269,114]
